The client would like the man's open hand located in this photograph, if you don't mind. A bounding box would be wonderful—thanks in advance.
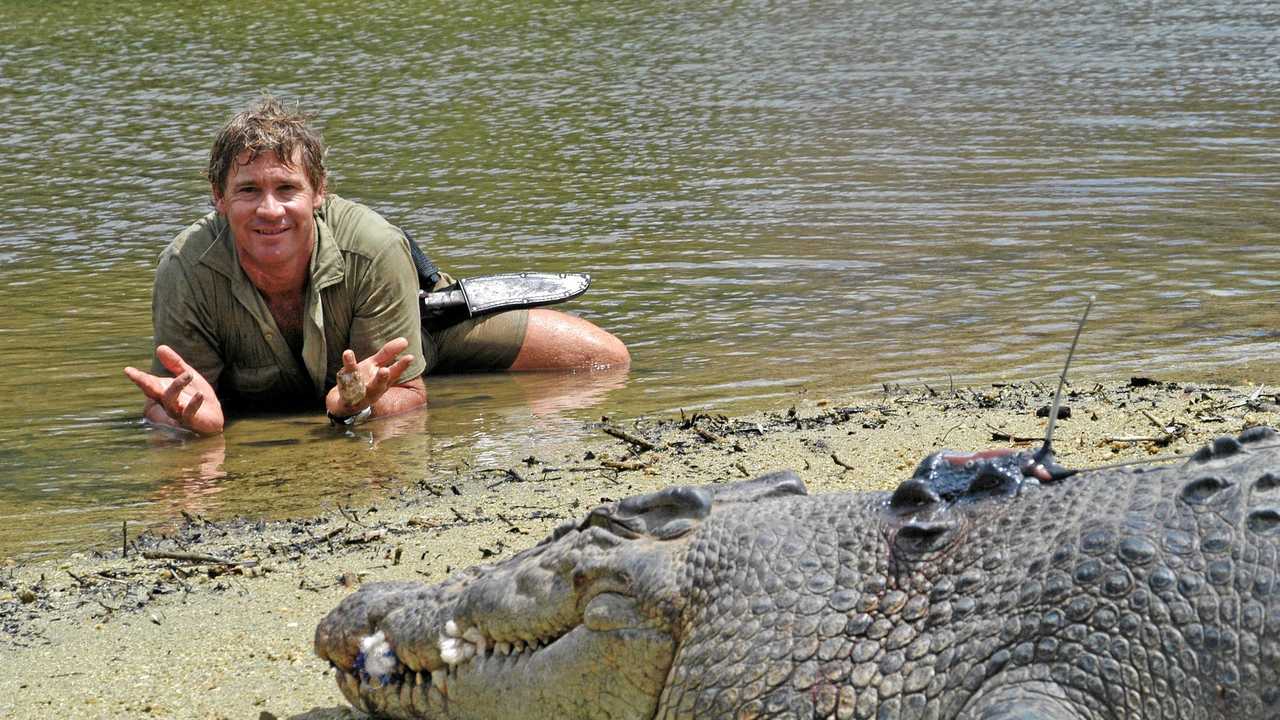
[325,336,421,419]
[125,345,225,435]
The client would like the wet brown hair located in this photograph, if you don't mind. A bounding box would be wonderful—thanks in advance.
[207,96,327,196]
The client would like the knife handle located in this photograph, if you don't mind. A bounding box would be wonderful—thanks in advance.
[419,289,469,315]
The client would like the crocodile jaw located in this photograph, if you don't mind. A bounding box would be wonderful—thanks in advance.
[330,592,675,719]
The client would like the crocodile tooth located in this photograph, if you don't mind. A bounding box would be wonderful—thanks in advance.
[432,669,447,695]
[439,637,464,665]
[463,626,488,654]
[495,641,512,656]
[461,643,476,661]
[445,620,462,638]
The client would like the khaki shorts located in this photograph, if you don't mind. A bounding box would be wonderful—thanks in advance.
[420,273,529,374]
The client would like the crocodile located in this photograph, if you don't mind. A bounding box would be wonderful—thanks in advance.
[315,427,1280,718]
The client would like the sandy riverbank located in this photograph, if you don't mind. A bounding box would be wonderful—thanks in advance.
[2,376,1277,719]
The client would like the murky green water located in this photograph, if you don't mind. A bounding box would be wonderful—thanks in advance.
[2,0,1277,559]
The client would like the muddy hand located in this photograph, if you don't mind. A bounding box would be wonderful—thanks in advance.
[330,337,415,415]
[335,351,367,406]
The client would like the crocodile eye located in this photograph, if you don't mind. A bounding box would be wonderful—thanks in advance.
[970,475,996,492]
[969,465,1008,492]
[580,510,642,539]
[582,509,614,531]
[550,519,578,541]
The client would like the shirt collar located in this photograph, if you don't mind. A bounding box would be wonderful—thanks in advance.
[310,199,346,290]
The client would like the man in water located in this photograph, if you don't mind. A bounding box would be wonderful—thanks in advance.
[124,97,629,435]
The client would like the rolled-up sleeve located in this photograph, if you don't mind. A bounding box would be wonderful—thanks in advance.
[346,231,427,383]
[150,250,226,387]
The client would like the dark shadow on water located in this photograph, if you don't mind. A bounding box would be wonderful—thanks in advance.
[242,438,304,447]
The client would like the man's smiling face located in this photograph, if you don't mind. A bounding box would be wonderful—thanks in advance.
[213,148,325,281]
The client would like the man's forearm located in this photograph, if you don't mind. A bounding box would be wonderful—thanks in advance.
[369,380,428,418]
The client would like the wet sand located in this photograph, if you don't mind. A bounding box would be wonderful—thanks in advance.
[2,377,1277,719]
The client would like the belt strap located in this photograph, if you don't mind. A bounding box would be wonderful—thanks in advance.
[398,226,441,289]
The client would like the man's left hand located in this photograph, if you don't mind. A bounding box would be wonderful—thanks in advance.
[325,336,420,420]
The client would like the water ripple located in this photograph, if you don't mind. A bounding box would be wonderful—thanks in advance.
[1,0,1277,558]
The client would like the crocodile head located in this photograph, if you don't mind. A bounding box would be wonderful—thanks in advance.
[314,471,808,719]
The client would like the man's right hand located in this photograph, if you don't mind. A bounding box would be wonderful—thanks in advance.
[125,345,225,435]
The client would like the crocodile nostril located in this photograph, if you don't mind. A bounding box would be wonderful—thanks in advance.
[889,479,941,512]
[894,518,958,554]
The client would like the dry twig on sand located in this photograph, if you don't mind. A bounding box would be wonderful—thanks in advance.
[602,425,661,452]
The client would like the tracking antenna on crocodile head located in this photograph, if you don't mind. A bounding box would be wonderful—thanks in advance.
[1032,295,1095,470]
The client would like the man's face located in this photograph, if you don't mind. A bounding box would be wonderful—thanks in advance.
[213,149,325,281]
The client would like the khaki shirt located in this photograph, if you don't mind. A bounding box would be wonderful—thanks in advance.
[150,195,426,412]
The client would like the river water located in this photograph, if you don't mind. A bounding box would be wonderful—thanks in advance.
[1,0,1277,559]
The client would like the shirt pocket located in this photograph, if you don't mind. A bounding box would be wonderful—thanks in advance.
[225,363,279,396]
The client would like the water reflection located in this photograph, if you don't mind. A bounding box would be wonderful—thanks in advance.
[472,366,630,419]
[146,433,228,518]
